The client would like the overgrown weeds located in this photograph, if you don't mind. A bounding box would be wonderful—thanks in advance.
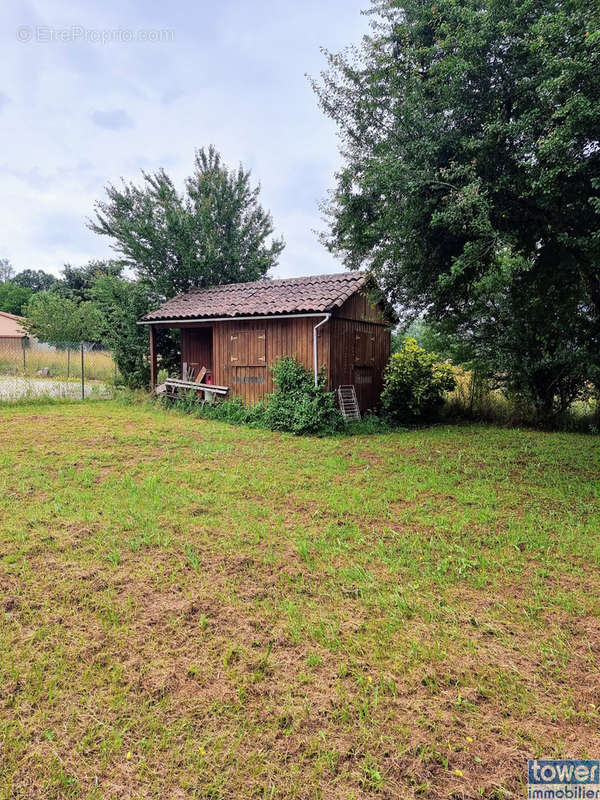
[446,367,600,432]
[167,357,345,435]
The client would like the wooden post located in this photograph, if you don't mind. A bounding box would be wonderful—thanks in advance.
[149,325,157,391]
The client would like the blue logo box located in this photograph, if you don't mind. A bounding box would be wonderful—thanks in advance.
[529,761,600,785]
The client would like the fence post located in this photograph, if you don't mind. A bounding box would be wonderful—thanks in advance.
[81,343,85,401]
[67,347,70,378]
[22,338,26,372]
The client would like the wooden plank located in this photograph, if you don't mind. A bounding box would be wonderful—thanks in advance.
[165,378,228,394]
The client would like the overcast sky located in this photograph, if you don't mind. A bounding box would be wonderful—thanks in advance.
[1,0,370,279]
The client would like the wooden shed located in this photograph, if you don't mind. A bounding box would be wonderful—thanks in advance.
[140,272,395,412]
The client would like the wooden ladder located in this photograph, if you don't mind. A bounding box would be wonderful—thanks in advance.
[337,385,361,421]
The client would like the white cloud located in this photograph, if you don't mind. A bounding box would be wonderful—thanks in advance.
[1,0,369,278]
[90,109,135,130]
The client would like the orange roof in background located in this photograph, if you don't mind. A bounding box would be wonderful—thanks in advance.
[0,311,28,338]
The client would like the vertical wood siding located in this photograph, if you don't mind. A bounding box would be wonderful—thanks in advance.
[335,291,387,323]
[329,291,391,411]
[0,336,26,352]
[174,289,390,411]
[179,317,330,406]
[181,329,213,374]
[328,317,390,411]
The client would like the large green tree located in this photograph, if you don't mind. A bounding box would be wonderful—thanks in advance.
[88,146,284,298]
[23,293,103,346]
[90,275,158,389]
[13,269,58,293]
[55,260,124,302]
[314,0,600,418]
[0,283,32,315]
[0,258,14,284]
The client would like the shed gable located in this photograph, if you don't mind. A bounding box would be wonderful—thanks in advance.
[334,290,389,325]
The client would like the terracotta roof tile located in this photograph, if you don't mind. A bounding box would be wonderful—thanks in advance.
[142,272,370,322]
[0,311,27,338]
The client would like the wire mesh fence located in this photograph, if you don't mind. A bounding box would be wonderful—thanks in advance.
[0,339,117,401]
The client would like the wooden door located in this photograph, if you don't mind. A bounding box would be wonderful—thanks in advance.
[183,328,213,379]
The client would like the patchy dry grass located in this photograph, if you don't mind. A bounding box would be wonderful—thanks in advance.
[1,401,599,799]
[0,347,116,383]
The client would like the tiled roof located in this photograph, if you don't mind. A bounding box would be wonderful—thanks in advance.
[142,272,371,322]
[0,311,27,338]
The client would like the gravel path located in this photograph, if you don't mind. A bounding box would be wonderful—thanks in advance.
[0,376,109,401]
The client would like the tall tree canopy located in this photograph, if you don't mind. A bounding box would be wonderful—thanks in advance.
[13,269,58,293]
[1,262,55,314]
[0,283,32,315]
[314,0,600,417]
[56,260,124,301]
[24,293,103,346]
[90,275,157,389]
[0,259,14,284]
[88,146,284,299]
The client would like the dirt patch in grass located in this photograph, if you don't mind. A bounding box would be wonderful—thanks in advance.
[1,402,600,799]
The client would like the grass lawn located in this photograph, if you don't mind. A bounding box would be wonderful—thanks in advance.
[1,401,599,799]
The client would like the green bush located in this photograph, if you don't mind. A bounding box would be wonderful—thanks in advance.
[162,358,344,436]
[381,338,456,423]
[168,392,266,426]
[264,357,342,435]
[90,277,154,389]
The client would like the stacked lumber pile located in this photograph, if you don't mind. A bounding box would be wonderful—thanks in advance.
[155,366,228,405]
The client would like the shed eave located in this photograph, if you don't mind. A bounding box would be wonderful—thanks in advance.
[138,311,332,326]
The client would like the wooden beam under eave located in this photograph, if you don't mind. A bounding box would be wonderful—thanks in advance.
[149,324,157,390]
